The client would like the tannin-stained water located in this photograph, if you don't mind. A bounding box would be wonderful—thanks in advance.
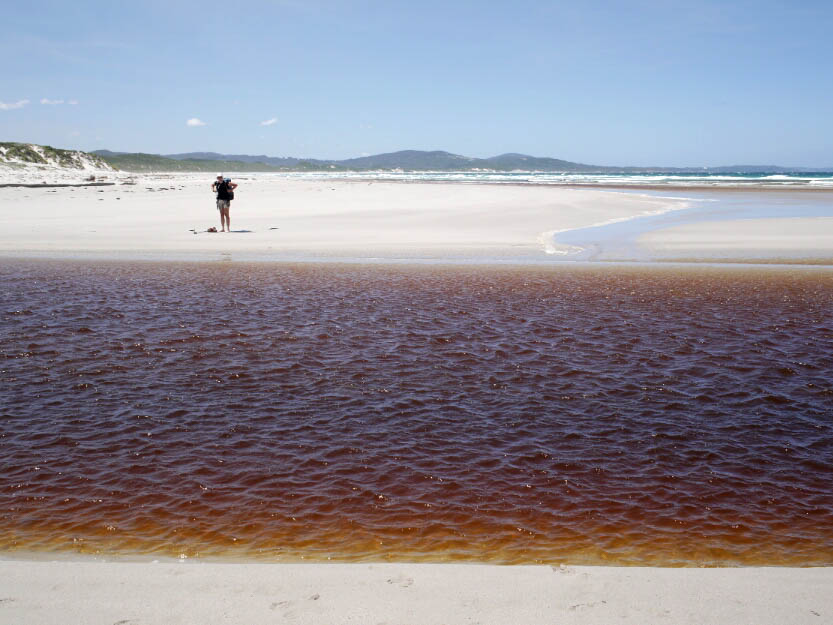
[1,260,832,565]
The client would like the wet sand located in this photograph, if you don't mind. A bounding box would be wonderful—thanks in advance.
[639,216,833,263]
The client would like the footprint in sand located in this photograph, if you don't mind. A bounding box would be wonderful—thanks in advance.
[386,575,414,588]
[569,600,607,611]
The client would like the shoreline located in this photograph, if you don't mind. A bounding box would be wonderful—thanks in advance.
[3,254,833,270]
[2,558,831,625]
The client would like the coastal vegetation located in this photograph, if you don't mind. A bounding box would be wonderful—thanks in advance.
[91,151,301,173]
[0,142,109,169]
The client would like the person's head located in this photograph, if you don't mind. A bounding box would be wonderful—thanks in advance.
[216,174,223,182]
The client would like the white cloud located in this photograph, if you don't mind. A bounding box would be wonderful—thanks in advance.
[68,99,79,105]
[186,117,207,127]
[0,99,29,110]
[260,117,278,126]
[41,98,65,105]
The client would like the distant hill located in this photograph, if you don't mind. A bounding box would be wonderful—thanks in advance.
[484,153,609,172]
[155,149,603,172]
[93,152,335,173]
[62,147,833,174]
[9,141,828,177]
[164,152,313,167]
[100,149,609,172]
[336,150,479,170]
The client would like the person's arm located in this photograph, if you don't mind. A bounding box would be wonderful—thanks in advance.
[230,182,238,189]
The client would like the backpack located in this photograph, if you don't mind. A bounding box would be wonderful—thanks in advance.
[224,178,234,201]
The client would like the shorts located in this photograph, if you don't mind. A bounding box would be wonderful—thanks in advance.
[217,199,230,211]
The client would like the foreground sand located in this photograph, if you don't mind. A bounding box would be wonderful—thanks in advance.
[2,559,831,625]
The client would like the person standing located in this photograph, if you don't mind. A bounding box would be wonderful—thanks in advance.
[211,174,238,232]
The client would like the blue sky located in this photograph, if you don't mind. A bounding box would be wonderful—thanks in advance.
[2,0,832,166]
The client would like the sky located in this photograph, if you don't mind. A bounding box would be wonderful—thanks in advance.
[2,0,832,166]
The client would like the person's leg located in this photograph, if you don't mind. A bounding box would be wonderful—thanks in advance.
[220,204,230,231]
[217,200,224,230]
[225,204,231,232]
[219,202,229,231]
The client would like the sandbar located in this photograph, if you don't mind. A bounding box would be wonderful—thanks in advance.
[0,174,687,261]
[4,172,833,264]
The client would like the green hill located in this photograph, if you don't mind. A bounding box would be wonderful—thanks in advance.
[93,152,326,172]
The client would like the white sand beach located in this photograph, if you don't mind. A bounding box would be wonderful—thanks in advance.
[2,173,833,263]
[2,559,831,625]
[0,174,689,261]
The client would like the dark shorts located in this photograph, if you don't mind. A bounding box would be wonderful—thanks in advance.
[217,199,230,211]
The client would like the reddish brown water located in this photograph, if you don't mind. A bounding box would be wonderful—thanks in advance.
[1,260,832,565]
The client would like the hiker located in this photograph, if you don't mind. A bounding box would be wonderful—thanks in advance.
[211,174,238,232]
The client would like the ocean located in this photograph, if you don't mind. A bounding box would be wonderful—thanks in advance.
[268,171,833,189]
[2,260,832,565]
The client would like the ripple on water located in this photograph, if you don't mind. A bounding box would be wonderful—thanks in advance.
[1,260,832,565]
